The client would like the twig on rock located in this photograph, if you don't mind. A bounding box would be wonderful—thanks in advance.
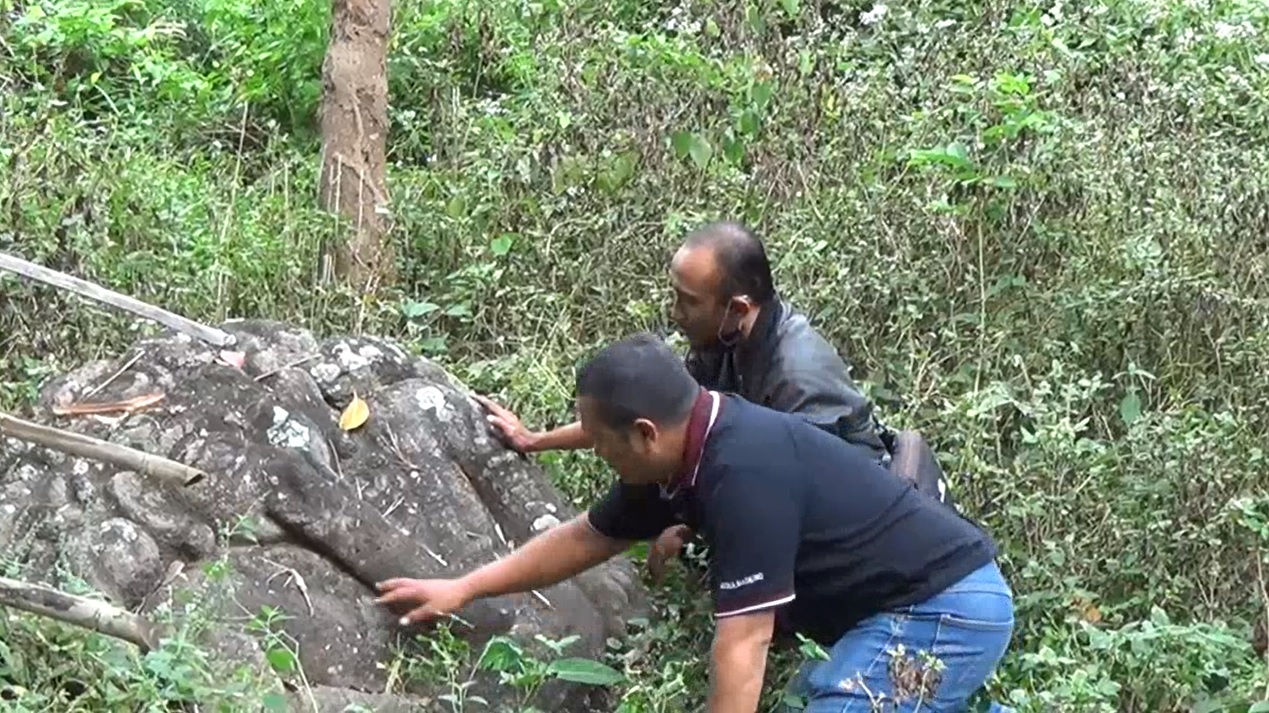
[382,424,421,471]
[135,560,187,614]
[422,545,448,568]
[0,411,206,487]
[253,354,320,382]
[0,575,165,652]
[51,392,166,417]
[83,350,145,399]
[264,559,315,617]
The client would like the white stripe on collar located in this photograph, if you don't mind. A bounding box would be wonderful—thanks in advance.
[659,390,722,500]
[688,390,722,488]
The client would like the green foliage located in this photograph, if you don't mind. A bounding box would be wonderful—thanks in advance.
[0,524,290,710]
[5,0,327,134]
[4,0,1269,710]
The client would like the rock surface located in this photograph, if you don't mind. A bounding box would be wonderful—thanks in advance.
[0,319,647,711]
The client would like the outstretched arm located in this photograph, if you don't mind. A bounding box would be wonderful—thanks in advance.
[474,395,594,453]
[463,513,625,598]
[523,421,592,453]
[376,514,626,624]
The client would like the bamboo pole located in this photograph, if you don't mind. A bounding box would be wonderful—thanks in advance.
[0,576,164,652]
[0,412,206,487]
[0,252,236,348]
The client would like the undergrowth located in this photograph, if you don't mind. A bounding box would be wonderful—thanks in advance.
[3,0,1269,710]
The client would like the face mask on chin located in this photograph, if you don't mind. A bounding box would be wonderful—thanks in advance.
[715,297,749,349]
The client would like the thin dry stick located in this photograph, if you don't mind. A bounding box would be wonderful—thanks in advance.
[1256,550,1269,698]
[264,559,315,617]
[253,354,320,382]
[52,392,165,417]
[0,252,235,347]
[0,575,164,652]
[0,411,206,487]
[215,102,251,320]
[83,350,145,399]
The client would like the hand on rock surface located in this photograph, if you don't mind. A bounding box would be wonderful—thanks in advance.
[473,394,540,453]
[375,577,474,625]
[648,524,693,584]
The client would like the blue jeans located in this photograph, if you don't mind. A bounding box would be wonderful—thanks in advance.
[784,560,1015,712]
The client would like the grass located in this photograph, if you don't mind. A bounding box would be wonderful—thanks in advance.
[3,0,1269,710]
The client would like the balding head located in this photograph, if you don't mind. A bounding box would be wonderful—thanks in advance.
[668,221,776,348]
[680,221,775,304]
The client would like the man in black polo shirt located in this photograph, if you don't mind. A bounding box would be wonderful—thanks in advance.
[475,221,952,576]
[377,333,1014,712]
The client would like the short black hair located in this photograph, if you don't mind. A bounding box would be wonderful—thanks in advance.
[576,332,700,432]
[683,221,776,304]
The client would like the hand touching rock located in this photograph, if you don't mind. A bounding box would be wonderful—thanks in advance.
[473,395,541,453]
[375,577,474,625]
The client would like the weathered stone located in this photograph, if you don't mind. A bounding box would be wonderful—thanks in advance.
[1,320,649,711]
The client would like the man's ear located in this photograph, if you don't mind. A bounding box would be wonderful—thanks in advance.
[726,295,757,319]
[718,296,752,340]
[632,418,659,448]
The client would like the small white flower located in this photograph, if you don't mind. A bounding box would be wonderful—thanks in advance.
[860,2,888,25]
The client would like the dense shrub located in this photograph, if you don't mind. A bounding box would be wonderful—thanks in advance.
[3,0,1268,709]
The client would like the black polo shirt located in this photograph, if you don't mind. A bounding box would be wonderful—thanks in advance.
[586,391,996,645]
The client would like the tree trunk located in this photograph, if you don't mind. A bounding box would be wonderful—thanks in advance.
[318,0,394,290]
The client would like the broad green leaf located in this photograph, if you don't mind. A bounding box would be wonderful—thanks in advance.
[670,131,713,169]
[266,647,297,674]
[687,135,712,170]
[738,109,760,136]
[445,194,466,219]
[751,80,775,110]
[798,49,814,76]
[745,4,767,32]
[547,657,625,686]
[419,336,448,354]
[781,691,807,709]
[985,175,1018,188]
[479,636,524,672]
[1119,390,1142,426]
[599,152,637,193]
[401,300,439,318]
[670,131,694,159]
[490,234,515,256]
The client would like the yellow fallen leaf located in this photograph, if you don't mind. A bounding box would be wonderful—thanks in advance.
[339,393,370,431]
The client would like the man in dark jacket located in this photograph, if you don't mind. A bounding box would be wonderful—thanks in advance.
[671,222,890,463]
[475,222,951,574]
[381,333,1014,713]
